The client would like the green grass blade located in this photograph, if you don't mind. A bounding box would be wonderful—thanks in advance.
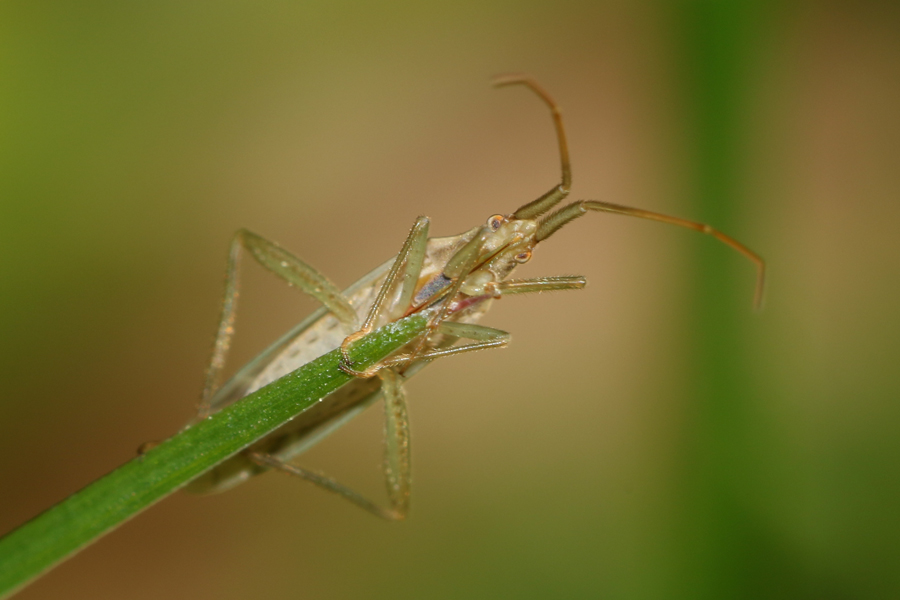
[0,313,428,599]
[676,2,767,597]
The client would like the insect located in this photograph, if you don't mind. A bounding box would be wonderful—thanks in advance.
[184,75,765,520]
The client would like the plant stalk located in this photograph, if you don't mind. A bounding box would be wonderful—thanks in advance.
[0,313,428,599]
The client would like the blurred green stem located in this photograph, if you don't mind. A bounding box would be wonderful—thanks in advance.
[0,313,427,599]
[679,0,769,597]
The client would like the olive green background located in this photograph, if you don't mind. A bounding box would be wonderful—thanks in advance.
[2,1,899,598]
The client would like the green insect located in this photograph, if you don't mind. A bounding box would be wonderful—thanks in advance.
[185,75,765,520]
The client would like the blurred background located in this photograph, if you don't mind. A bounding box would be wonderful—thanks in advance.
[1,1,899,598]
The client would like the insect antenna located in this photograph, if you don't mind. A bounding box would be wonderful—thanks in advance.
[535,199,766,309]
[492,73,572,220]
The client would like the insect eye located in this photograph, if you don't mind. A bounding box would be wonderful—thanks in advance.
[514,251,532,264]
[487,214,506,231]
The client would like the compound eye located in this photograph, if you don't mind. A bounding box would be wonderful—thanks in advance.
[514,250,532,264]
[487,214,506,231]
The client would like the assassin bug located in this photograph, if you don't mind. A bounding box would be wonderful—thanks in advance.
[185,75,765,520]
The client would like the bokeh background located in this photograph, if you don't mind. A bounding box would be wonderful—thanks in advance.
[2,1,899,598]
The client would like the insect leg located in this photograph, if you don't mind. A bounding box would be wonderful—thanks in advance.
[385,279,584,374]
[342,224,501,377]
[337,320,510,378]
[246,367,411,520]
[378,322,509,373]
[492,74,571,219]
[200,229,358,418]
[380,226,493,372]
[379,368,411,519]
[247,452,402,520]
[380,278,585,374]
[493,275,587,296]
[340,217,430,374]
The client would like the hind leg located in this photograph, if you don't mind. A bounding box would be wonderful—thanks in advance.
[200,229,358,418]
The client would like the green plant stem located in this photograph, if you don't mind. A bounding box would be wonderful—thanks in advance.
[676,1,766,596]
[0,313,428,599]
